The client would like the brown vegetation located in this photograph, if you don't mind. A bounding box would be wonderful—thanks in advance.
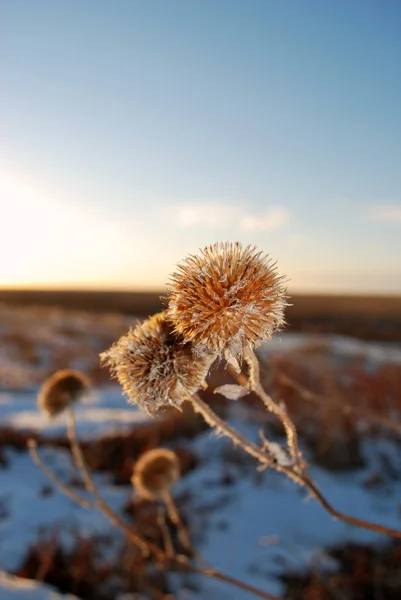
[1,290,401,340]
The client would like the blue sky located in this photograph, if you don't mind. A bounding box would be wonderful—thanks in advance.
[1,0,401,293]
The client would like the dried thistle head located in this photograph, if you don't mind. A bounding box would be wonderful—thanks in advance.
[131,448,180,499]
[38,369,90,417]
[167,241,288,370]
[100,312,214,415]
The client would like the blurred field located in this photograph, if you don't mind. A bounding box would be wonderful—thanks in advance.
[0,294,400,599]
[1,289,401,341]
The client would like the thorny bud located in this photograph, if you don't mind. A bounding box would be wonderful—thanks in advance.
[100,312,214,415]
[132,448,180,499]
[167,241,288,370]
[38,369,90,418]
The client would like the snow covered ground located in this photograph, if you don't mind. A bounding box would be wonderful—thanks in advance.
[0,322,400,598]
[1,391,400,598]
[0,572,79,600]
[0,386,150,439]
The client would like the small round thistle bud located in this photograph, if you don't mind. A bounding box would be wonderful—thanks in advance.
[167,241,288,370]
[38,369,90,417]
[100,312,214,415]
[131,448,180,499]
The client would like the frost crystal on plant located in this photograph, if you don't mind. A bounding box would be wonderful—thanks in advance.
[100,312,214,415]
[167,241,288,370]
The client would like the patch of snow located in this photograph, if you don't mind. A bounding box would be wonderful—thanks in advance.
[0,386,150,439]
[172,417,401,598]
[258,332,401,365]
[0,572,78,599]
[0,446,129,573]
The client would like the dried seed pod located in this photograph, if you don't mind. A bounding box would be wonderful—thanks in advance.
[100,312,214,415]
[132,448,180,499]
[38,369,90,417]
[167,241,288,370]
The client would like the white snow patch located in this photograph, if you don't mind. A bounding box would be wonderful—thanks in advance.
[0,572,78,599]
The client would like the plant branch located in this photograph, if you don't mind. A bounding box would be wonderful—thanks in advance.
[237,349,401,541]
[176,556,282,600]
[28,438,96,509]
[244,347,303,466]
[67,407,157,557]
[276,370,401,436]
[162,490,192,555]
[66,408,283,598]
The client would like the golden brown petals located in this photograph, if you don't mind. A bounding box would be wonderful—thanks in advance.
[167,242,288,369]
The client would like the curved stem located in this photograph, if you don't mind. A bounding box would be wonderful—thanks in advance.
[238,349,401,541]
[66,408,283,598]
[277,371,401,436]
[190,393,275,468]
[244,347,302,464]
[67,407,157,557]
[183,558,282,600]
[302,473,401,539]
[28,439,96,509]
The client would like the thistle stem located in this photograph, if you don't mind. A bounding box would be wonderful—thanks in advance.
[28,438,96,509]
[67,407,156,557]
[244,347,303,465]
[162,490,192,555]
[66,408,283,598]
[277,370,401,436]
[190,393,276,468]
[237,349,401,541]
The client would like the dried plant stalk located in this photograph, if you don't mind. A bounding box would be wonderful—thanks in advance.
[66,407,154,557]
[244,347,305,468]
[162,490,192,555]
[157,506,174,558]
[27,439,95,509]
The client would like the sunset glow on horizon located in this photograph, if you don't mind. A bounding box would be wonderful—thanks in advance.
[2,1,401,294]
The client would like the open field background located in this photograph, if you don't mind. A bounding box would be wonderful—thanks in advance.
[1,290,401,341]
[0,293,400,599]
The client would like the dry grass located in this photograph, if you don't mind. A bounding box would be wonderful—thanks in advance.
[1,290,401,340]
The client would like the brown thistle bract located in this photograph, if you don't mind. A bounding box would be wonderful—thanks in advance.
[167,241,288,369]
[100,312,214,415]
[38,369,90,417]
[132,448,180,499]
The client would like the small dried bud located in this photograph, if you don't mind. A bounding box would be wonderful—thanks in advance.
[100,312,214,415]
[38,369,90,417]
[132,448,180,499]
[167,242,288,369]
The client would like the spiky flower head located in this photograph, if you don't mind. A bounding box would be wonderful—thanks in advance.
[100,312,214,415]
[167,242,288,370]
[38,369,90,417]
[131,448,180,499]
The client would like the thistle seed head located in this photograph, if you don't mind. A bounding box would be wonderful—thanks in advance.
[38,369,90,417]
[100,312,214,415]
[131,448,180,499]
[167,241,288,369]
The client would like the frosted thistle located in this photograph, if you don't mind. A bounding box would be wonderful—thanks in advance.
[100,312,214,415]
[132,448,180,499]
[38,369,90,418]
[167,241,288,370]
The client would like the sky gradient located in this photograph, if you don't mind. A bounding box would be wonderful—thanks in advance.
[2,0,401,293]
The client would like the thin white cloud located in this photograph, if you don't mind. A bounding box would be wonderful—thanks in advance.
[240,206,291,232]
[175,202,233,227]
[170,202,291,232]
[368,204,401,222]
